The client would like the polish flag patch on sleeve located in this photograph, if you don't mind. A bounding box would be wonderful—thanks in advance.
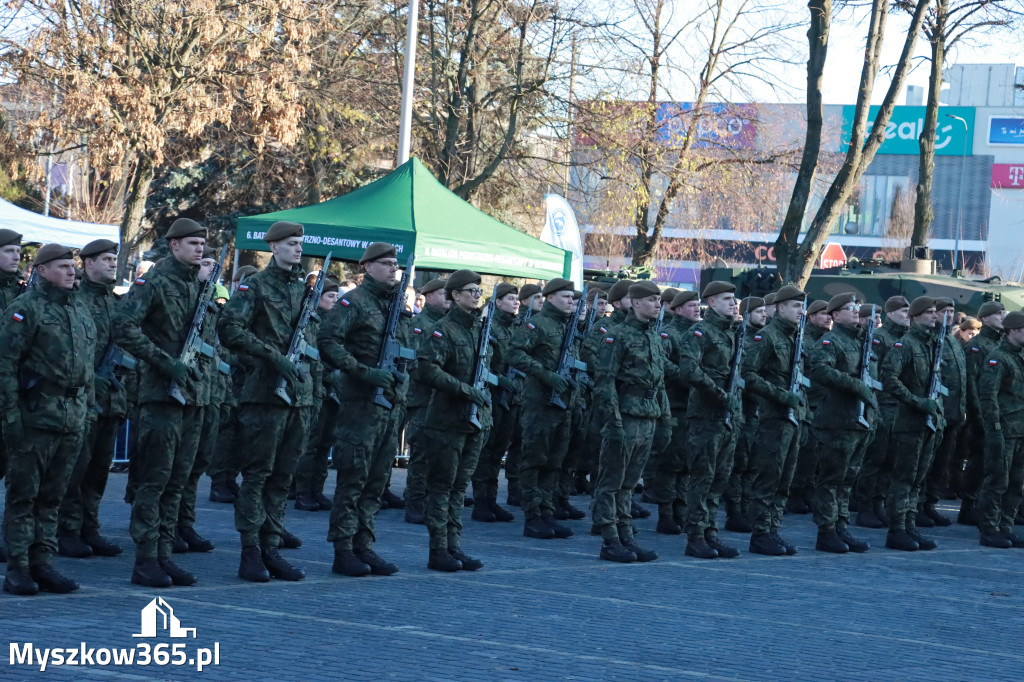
[134,278,146,286]
[660,332,668,338]
[894,342,903,348]
[527,323,536,330]
[872,338,880,345]
[604,337,615,343]
[599,326,607,334]
[11,311,24,323]
[693,330,703,337]
[238,284,249,291]
[989,359,999,365]
[339,298,350,307]
[821,339,831,345]
[413,327,422,334]
[971,347,980,353]
[432,330,443,338]
[753,335,762,341]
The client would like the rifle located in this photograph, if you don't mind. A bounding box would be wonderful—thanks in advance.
[522,294,539,325]
[925,309,951,432]
[550,283,588,410]
[654,302,666,334]
[274,252,332,405]
[167,244,228,405]
[20,268,37,293]
[856,304,884,429]
[723,311,747,431]
[467,284,500,429]
[372,254,416,410]
[93,341,138,413]
[785,299,811,426]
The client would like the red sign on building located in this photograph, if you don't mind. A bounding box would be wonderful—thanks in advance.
[819,243,848,269]
[991,163,1024,188]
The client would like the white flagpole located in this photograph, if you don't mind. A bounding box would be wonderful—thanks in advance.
[397,0,419,165]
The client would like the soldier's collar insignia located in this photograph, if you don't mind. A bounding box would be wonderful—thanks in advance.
[10,312,24,323]
[134,278,146,285]
[432,330,443,338]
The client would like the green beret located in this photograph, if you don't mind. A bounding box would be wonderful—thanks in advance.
[670,290,699,308]
[264,220,304,243]
[806,300,828,316]
[1003,310,1024,330]
[323,277,340,294]
[629,280,661,300]
[773,285,806,305]
[202,246,219,259]
[934,297,955,312]
[165,218,206,240]
[33,243,75,266]
[978,301,1006,318]
[763,292,776,306]
[859,304,878,318]
[0,229,22,248]
[701,280,736,299]
[572,289,583,300]
[419,278,446,295]
[884,295,910,313]
[359,242,397,264]
[233,265,258,282]
[659,287,680,304]
[79,239,118,259]
[908,296,936,318]
[739,297,765,314]
[519,283,542,301]
[495,282,518,300]
[445,269,481,292]
[587,287,608,303]
[542,278,575,296]
[607,279,634,303]
[826,292,858,314]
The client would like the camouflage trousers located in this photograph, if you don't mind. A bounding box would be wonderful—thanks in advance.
[504,408,524,496]
[472,403,516,501]
[684,419,737,539]
[592,416,655,542]
[955,418,985,502]
[518,403,573,519]
[294,398,339,497]
[887,429,936,531]
[646,419,689,525]
[812,427,871,532]
[234,403,312,548]
[724,413,759,520]
[4,426,82,568]
[206,401,240,487]
[58,415,120,537]
[130,403,201,559]
[327,399,401,551]
[853,411,895,509]
[419,425,485,550]
[926,420,963,505]
[178,403,221,532]
[790,422,819,497]
[748,418,801,535]
[402,406,429,510]
[557,401,587,504]
[976,436,1024,535]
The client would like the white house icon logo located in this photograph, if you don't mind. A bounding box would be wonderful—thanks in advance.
[132,597,197,639]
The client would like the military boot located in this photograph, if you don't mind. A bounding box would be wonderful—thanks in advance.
[83,532,123,557]
[179,527,214,553]
[855,509,884,529]
[923,503,952,527]
[382,488,406,510]
[261,546,305,581]
[427,548,462,572]
[471,501,497,523]
[599,538,636,563]
[208,482,236,504]
[1002,530,1024,547]
[838,528,870,553]
[294,492,320,512]
[30,562,79,593]
[3,566,38,595]
[463,495,474,508]
[622,539,658,562]
[158,558,199,586]
[872,500,890,526]
[705,533,740,558]
[885,529,920,551]
[57,534,94,558]
[749,532,787,556]
[656,506,682,535]
[980,532,1012,548]
[957,500,978,526]
[524,516,556,539]
[404,503,426,525]
[280,529,302,549]
[355,548,399,576]
[815,529,849,554]
[560,499,586,520]
[914,506,935,528]
[131,558,173,588]
[907,526,937,550]
[772,532,799,556]
[171,531,189,554]
[489,499,515,522]
[238,546,271,583]
[314,492,333,511]
[630,501,651,519]
[573,471,590,496]
[543,515,574,538]
[449,547,483,571]
[684,537,719,559]
[725,515,753,533]
[332,549,371,577]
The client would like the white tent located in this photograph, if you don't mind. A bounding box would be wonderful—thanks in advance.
[0,198,119,248]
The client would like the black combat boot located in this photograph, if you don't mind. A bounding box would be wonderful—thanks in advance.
[132,558,173,588]
[294,493,320,512]
[314,492,333,511]
[506,483,521,507]
[560,499,586,520]
[471,501,497,522]
[83,532,123,557]
[427,548,462,572]
[923,503,952,527]
[684,537,718,559]
[238,546,270,582]
[725,515,753,533]
[404,503,426,525]
[957,500,978,526]
[261,546,305,581]
[463,495,474,508]
[355,548,399,576]
[3,566,38,595]
[158,558,199,586]
[599,538,636,563]
[907,526,936,550]
[332,549,371,577]
[449,547,483,571]
[979,532,1012,548]
[705,533,740,558]
[749,532,787,556]
[573,471,590,496]
[280,529,302,549]
[171,531,189,554]
[622,539,658,562]
[772,531,799,556]
[179,527,214,553]
[543,515,574,538]
[31,562,79,593]
[872,500,890,526]
[838,528,870,553]
[1003,530,1024,548]
[885,529,919,551]
[208,482,236,504]
[57,534,94,558]
[382,488,406,509]
[524,517,555,539]
[630,501,651,519]
[815,529,850,554]
[489,499,515,522]
[656,507,682,535]
[915,506,935,528]
[855,509,884,529]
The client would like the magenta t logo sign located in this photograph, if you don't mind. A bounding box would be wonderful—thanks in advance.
[1009,166,1024,187]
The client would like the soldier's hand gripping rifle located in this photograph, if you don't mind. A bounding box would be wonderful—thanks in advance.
[274,252,332,405]
[467,284,500,429]
[93,341,138,413]
[373,254,416,410]
[168,244,228,405]
[786,299,811,426]
[723,311,747,431]
[925,308,951,432]
[856,304,883,429]
[550,283,588,410]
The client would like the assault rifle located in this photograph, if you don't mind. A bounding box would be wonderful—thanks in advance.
[522,294,540,325]
[550,284,588,410]
[654,302,666,333]
[723,311,747,431]
[925,309,951,432]
[94,341,137,414]
[274,252,332,405]
[856,304,883,429]
[785,299,811,426]
[168,244,228,405]
[20,268,37,293]
[467,284,500,429]
[498,365,525,411]
[373,254,416,410]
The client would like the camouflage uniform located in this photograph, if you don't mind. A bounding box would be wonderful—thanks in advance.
[650,313,695,526]
[0,268,22,552]
[725,322,764,525]
[790,322,828,507]
[472,307,521,504]
[0,279,96,568]
[925,329,967,510]
[959,325,1003,509]
[293,343,342,502]
[402,303,447,511]
[206,346,247,495]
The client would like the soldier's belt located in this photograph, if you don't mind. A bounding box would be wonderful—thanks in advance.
[618,384,657,400]
[33,378,86,398]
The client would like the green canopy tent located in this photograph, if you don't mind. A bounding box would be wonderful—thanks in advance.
[235,157,570,280]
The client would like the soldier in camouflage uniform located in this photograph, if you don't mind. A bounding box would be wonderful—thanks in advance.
[0,228,23,564]
[571,288,610,497]
[503,283,543,507]
[217,221,314,582]
[554,291,591,522]
[879,296,944,552]
[317,242,410,577]
[56,239,128,560]
[592,280,670,563]
[787,299,831,514]
[975,310,1024,548]
[1,244,95,595]
[676,280,742,559]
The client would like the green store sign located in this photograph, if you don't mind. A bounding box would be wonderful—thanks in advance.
[840,105,974,156]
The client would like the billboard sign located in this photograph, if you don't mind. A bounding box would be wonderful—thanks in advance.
[988,117,1024,146]
[840,105,974,156]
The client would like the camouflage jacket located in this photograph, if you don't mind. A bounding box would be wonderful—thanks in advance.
[978,337,1024,438]
[78,276,129,419]
[0,269,21,312]
[661,314,695,413]
[595,313,669,423]
[677,307,737,422]
[965,324,1003,420]
[742,315,807,422]
[0,279,96,433]
[940,330,967,425]
[406,303,448,409]
[489,307,523,409]
[880,323,944,433]
[872,319,909,412]
[740,323,766,422]
[507,301,578,406]
[218,262,314,407]
[808,322,877,431]
[804,322,829,413]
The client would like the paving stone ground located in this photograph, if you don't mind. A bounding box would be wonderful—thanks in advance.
[2,468,1022,680]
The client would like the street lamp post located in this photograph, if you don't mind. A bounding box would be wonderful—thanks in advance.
[947,114,968,272]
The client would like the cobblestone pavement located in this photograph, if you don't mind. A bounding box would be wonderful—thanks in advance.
[2,469,1022,680]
